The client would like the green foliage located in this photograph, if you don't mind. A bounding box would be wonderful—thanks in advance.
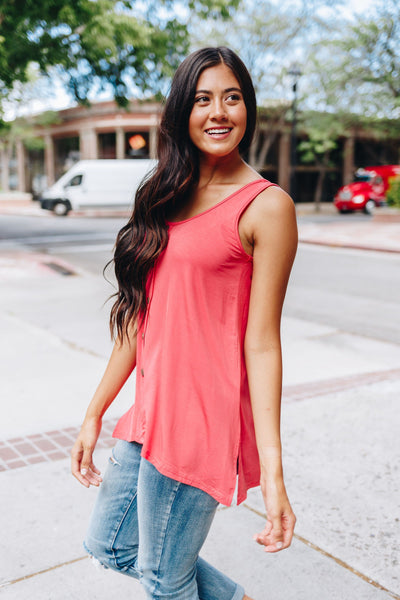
[386,177,400,208]
[0,0,238,108]
[0,112,59,151]
[306,0,400,117]
[298,112,345,165]
[35,111,62,127]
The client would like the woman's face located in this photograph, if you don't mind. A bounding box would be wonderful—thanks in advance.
[188,63,247,160]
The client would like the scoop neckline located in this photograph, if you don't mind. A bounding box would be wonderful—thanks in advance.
[166,178,266,226]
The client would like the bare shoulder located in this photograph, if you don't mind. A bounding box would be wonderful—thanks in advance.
[241,185,297,248]
[251,185,296,223]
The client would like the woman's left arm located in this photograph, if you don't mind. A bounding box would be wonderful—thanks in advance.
[244,186,298,553]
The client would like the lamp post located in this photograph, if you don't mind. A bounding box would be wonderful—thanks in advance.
[288,64,302,201]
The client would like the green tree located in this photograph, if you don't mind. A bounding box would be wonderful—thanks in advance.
[386,177,400,208]
[188,0,347,172]
[298,112,347,209]
[307,0,400,117]
[0,0,239,110]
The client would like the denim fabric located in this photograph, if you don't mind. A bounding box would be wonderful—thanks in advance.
[84,440,245,600]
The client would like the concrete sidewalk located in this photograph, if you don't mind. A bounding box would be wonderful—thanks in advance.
[298,217,400,254]
[1,205,400,598]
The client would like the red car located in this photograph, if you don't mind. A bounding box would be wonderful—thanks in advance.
[334,165,400,214]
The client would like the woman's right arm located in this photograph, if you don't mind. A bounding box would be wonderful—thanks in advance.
[71,324,137,487]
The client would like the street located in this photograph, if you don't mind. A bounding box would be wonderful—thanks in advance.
[1,209,400,599]
[1,212,399,343]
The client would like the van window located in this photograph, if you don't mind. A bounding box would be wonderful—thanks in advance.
[65,174,83,187]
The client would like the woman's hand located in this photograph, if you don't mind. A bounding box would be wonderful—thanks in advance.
[71,417,103,488]
[253,474,296,553]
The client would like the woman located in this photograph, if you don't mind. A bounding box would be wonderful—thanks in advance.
[71,47,297,600]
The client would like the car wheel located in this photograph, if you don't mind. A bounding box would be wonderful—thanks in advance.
[364,200,375,215]
[53,201,70,216]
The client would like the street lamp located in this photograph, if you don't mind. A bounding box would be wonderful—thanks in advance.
[288,63,302,201]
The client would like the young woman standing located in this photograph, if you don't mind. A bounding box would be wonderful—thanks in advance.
[71,47,297,600]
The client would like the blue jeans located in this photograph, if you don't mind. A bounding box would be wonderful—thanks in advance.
[84,440,245,600]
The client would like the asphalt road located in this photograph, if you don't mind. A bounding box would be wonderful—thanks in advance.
[1,213,399,345]
[285,244,400,345]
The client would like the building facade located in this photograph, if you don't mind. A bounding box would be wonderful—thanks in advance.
[2,99,399,203]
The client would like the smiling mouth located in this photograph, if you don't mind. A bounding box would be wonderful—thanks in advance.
[205,128,232,135]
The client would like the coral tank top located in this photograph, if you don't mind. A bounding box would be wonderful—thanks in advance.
[113,178,277,505]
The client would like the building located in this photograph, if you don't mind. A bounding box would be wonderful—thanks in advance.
[2,99,399,203]
[2,99,161,197]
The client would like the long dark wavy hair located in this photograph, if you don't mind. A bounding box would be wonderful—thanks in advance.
[109,47,257,340]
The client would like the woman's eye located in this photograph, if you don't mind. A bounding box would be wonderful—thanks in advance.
[195,96,209,104]
[226,94,241,102]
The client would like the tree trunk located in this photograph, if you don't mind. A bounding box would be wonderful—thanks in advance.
[313,151,330,212]
[248,130,259,168]
[255,130,278,171]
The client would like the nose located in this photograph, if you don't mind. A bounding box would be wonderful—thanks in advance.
[210,98,227,120]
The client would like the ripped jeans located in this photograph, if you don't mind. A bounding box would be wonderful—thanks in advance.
[84,440,245,600]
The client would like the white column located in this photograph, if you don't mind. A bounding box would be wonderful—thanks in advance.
[149,126,158,159]
[79,128,98,159]
[116,127,125,159]
[0,147,10,191]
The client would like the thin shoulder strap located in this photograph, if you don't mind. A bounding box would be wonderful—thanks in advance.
[234,179,278,220]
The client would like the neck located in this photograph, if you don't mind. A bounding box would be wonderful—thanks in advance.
[198,150,245,186]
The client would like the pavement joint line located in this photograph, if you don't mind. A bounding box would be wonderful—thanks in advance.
[0,555,89,589]
[6,507,398,599]
[4,310,107,361]
[242,504,400,600]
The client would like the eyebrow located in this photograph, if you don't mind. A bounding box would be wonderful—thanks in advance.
[195,87,242,94]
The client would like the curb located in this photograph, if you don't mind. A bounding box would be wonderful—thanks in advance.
[299,238,400,254]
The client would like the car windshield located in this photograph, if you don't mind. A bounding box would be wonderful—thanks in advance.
[355,174,372,182]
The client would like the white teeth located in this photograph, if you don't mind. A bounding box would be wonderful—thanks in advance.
[206,128,231,134]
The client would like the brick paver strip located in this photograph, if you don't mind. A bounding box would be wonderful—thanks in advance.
[13,442,39,456]
[282,367,400,402]
[0,446,20,461]
[1,367,400,472]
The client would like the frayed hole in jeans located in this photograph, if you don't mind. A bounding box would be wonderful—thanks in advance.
[109,452,121,466]
[89,555,108,571]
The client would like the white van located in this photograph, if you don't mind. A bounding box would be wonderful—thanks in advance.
[40,159,156,216]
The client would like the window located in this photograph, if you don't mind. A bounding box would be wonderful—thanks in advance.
[66,174,83,187]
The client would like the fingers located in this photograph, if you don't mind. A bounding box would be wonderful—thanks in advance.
[253,512,296,553]
[71,442,102,488]
[81,464,103,487]
[253,519,281,552]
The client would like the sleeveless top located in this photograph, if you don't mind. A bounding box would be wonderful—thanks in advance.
[113,179,277,505]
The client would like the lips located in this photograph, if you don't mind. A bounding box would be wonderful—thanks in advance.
[205,127,232,135]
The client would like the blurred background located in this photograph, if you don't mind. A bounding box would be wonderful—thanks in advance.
[1,1,400,599]
[0,0,399,206]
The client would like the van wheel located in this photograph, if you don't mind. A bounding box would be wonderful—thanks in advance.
[364,200,375,215]
[53,201,70,216]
